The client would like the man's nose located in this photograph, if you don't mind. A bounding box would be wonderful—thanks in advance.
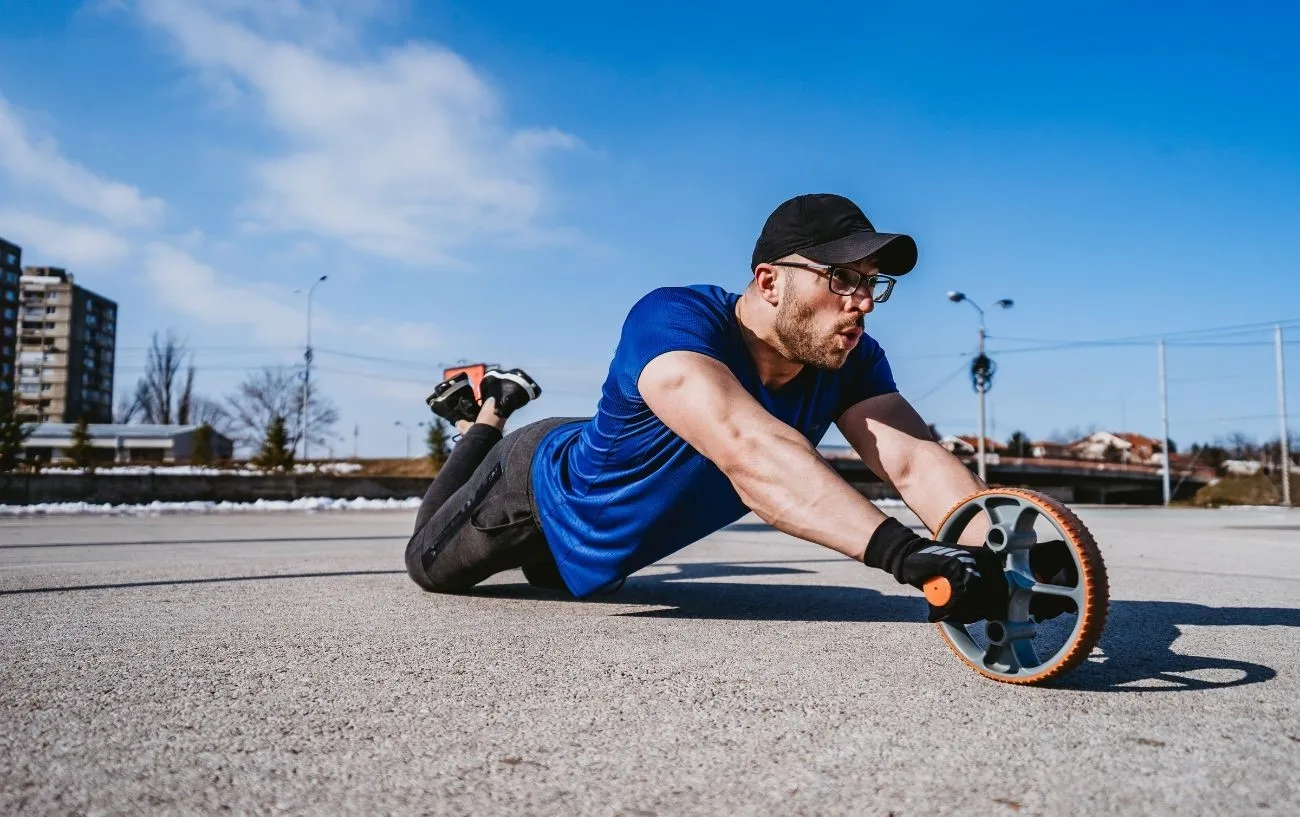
[847,287,875,314]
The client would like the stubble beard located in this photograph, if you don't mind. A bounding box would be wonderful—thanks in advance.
[773,290,855,370]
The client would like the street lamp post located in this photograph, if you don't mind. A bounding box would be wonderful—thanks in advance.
[947,291,1014,482]
[298,275,327,461]
[394,421,429,459]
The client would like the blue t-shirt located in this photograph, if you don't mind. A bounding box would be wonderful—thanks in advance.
[530,284,898,597]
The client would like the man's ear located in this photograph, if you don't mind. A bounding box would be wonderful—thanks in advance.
[752,263,781,307]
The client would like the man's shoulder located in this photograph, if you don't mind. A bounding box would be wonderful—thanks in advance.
[632,283,735,314]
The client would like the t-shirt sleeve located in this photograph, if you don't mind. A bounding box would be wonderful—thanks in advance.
[837,335,899,415]
[610,287,733,399]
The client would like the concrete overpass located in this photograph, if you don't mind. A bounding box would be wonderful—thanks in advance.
[821,449,1212,504]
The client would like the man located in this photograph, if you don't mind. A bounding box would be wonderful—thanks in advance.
[406,193,1072,624]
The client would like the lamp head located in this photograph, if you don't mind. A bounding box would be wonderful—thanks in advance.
[995,299,1014,309]
[947,291,966,303]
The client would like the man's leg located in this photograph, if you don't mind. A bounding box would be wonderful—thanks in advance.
[405,369,547,591]
[409,367,541,533]
[410,406,506,536]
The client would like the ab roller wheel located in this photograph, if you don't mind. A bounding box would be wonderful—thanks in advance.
[924,488,1109,685]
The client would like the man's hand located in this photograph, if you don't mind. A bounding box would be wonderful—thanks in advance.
[1028,540,1079,622]
[865,517,1008,623]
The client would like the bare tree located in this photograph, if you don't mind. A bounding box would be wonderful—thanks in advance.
[177,365,196,425]
[113,392,142,424]
[121,332,226,430]
[226,366,339,454]
[134,331,186,424]
[188,394,233,435]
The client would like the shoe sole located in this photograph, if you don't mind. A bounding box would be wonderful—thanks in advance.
[484,370,540,400]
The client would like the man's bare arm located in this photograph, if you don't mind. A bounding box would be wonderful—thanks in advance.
[638,351,891,561]
[836,392,985,538]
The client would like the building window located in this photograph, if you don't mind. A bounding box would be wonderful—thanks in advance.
[3,290,13,302]
[2,307,12,319]
[45,306,56,314]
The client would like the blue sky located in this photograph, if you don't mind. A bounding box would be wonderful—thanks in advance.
[1,0,1298,456]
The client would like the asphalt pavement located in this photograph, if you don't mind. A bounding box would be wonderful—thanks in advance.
[2,504,1299,816]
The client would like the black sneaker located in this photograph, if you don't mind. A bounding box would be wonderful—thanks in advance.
[479,368,541,418]
[425,372,480,424]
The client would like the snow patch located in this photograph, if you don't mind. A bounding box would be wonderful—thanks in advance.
[0,497,421,517]
[36,461,368,476]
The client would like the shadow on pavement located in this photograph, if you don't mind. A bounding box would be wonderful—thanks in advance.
[0,535,403,550]
[472,561,926,623]
[477,561,1300,691]
[1059,600,1300,692]
[9,557,1297,693]
[0,570,405,595]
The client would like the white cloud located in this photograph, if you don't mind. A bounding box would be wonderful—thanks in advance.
[142,242,441,354]
[143,242,311,346]
[0,210,132,267]
[0,94,166,228]
[137,0,578,265]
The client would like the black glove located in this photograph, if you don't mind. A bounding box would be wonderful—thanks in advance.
[1028,540,1079,622]
[864,517,1008,624]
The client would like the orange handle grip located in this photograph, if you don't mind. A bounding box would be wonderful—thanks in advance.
[923,576,952,607]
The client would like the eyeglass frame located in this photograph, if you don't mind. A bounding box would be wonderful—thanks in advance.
[767,260,897,303]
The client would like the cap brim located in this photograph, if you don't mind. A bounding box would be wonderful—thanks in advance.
[802,231,918,275]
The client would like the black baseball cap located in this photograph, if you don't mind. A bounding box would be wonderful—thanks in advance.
[751,193,918,275]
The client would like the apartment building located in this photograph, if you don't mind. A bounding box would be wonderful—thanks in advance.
[0,238,20,409]
[15,267,117,423]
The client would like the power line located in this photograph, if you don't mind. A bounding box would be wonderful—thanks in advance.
[909,361,970,402]
[986,315,1300,347]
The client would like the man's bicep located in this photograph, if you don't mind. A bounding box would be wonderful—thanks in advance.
[836,392,934,481]
[638,351,783,470]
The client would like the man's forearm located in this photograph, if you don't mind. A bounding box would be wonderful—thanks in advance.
[723,428,891,561]
[893,442,986,542]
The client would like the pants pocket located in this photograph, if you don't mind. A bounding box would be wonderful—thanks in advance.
[469,491,537,534]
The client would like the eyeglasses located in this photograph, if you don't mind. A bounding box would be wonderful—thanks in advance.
[770,261,897,303]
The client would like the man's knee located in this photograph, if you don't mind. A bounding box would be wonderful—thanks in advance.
[404,532,468,593]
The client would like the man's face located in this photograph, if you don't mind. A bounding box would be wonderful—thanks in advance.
[771,255,878,369]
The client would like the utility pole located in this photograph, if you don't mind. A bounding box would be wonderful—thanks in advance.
[1278,325,1292,508]
[1158,339,1172,506]
[299,275,327,461]
[948,291,1013,483]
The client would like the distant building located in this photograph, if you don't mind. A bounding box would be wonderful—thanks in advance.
[0,237,20,409]
[1070,431,1165,465]
[14,267,117,423]
[939,435,1003,455]
[22,423,234,465]
[1030,440,1073,459]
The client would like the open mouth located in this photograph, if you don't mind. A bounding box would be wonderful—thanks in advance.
[835,327,863,348]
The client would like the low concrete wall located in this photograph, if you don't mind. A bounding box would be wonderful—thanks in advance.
[0,474,431,505]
